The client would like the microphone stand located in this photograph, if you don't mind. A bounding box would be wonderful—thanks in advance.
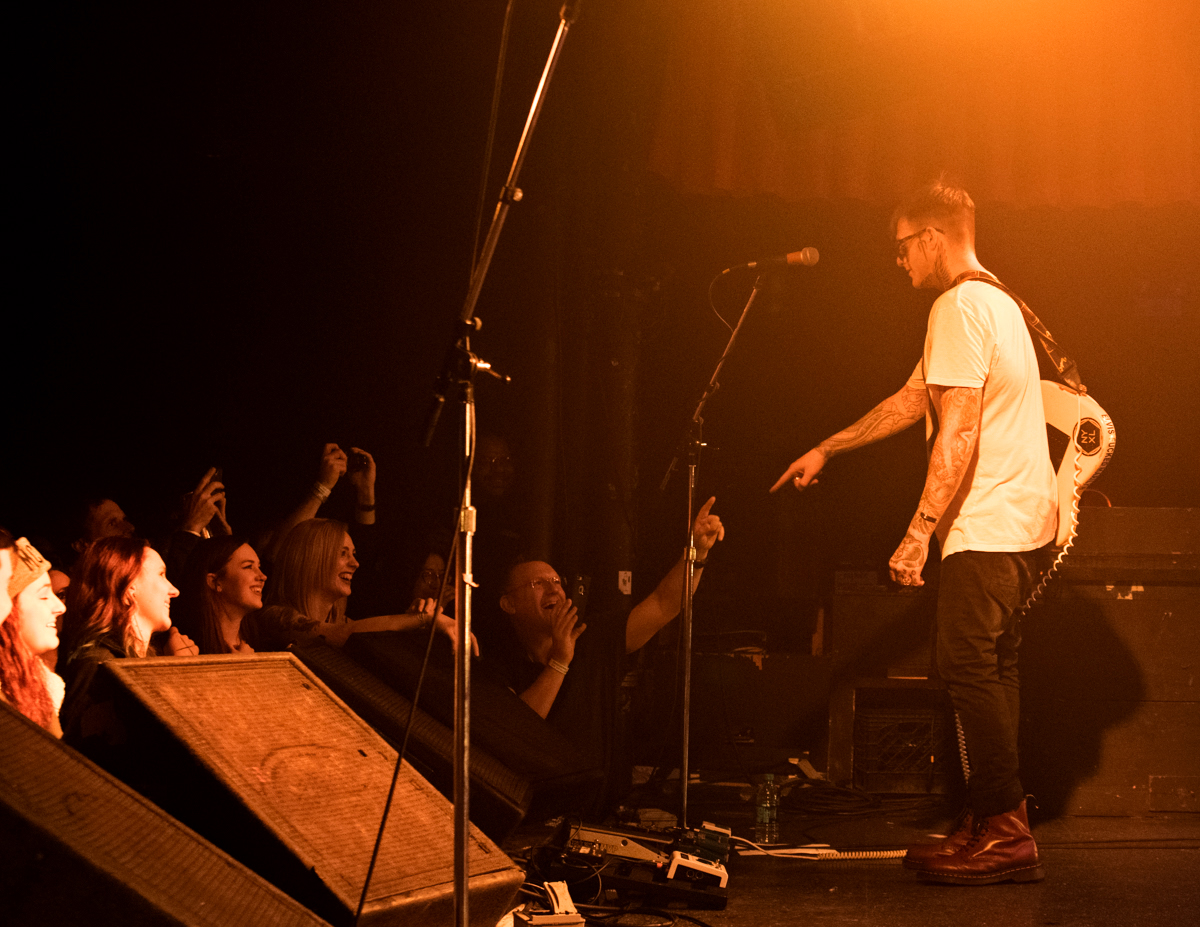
[412,5,580,927]
[660,273,765,829]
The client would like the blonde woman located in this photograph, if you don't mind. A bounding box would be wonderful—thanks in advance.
[250,518,472,653]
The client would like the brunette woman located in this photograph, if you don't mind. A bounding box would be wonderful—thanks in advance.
[177,536,265,654]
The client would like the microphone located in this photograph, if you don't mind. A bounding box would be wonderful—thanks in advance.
[721,247,819,274]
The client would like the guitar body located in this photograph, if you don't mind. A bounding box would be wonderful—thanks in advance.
[1042,380,1116,547]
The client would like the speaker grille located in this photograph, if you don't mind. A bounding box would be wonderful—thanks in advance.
[852,705,956,794]
[1,703,331,926]
[99,654,523,925]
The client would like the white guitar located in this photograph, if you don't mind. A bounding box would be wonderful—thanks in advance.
[1041,380,1116,548]
[1014,381,1116,613]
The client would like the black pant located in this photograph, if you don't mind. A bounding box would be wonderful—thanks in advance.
[935,547,1047,819]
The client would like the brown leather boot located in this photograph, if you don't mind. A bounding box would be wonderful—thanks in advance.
[902,809,974,871]
[916,799,1044,884]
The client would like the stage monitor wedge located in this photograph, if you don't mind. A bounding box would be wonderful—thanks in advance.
[66,653,524,927]
[343,631,606,818]
[293,640,532,841]
[0,702,332,927]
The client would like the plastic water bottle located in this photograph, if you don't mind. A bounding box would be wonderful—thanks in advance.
[754,774,780,844]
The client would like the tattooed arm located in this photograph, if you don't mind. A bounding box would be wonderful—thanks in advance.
[888,385,982,585]
[770,382,928,493]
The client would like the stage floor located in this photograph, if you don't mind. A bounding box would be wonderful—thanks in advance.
[503,779,1200,927]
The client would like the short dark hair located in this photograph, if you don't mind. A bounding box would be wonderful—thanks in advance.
[892,174,976,244]
[72,496,114,542]
[500,554,531,599]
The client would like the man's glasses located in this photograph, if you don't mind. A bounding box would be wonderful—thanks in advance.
[418,569,444,584]
[895,227,943,260]
[509,576,563,594]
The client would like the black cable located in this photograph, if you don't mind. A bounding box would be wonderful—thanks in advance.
[576,906,717,927]
[707,273,734,332]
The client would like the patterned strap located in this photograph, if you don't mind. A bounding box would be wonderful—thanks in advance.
[951,270,1086,394]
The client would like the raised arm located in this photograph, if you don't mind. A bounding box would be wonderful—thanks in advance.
[770,381,928,493]
[262,444,347,561]
[311,598,478,652]
[889,385,982,586]
[625,496,725,654]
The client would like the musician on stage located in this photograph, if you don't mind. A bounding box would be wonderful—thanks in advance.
[772,178,1055,884]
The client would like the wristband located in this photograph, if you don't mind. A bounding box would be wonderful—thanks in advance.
[693,559,708,568]
[548,658,570,676]
[311,482,332,501]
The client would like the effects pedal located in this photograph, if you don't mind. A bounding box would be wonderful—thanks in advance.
[514,881,586,926]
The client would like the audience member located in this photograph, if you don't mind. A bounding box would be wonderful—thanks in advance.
[69,468,228,585]
[412,550,454,608]
[43,567,71,671]
[0,538,66,735]
[483,496,725,808]
[69,498,136,552]
[471,432,530,601]
[261,444,378,560]
[48,567,71,604]
[59,538,198,737]
[176,536,266,654]
[248,518,469,652]
[1,528,13,625]
[159,467,232,583]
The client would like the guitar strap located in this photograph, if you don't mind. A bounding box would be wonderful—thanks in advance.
[950,270,1086,393]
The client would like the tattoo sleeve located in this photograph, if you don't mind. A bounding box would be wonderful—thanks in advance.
[908,386,982,536]
[819,383,928,457]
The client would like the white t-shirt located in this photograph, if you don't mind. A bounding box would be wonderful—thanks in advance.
[905,280,1057,558]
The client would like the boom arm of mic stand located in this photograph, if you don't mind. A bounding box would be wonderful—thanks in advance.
[661,274,765,829]
[660,274,765,491]
[424,5,576,451]
[410,11,579,927]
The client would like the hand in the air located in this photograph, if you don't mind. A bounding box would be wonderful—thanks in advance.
[692,496,725,556]
[347,446,377,498]
[182,467,226,535]
[770,447,828,493]
[318,443,348,491]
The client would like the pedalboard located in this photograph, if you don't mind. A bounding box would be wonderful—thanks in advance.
[552,819,731,909]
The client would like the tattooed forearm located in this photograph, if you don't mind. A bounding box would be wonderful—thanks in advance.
[908,386,981,536]
[819,384,927,457]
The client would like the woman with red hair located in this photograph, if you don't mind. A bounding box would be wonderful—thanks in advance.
[0,538,67,735]
[58,537,197,737]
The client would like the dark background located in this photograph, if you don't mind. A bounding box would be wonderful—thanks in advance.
[7,0,1198,638]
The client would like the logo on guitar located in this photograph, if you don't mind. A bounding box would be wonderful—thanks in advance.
[1075,418,1103,456]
